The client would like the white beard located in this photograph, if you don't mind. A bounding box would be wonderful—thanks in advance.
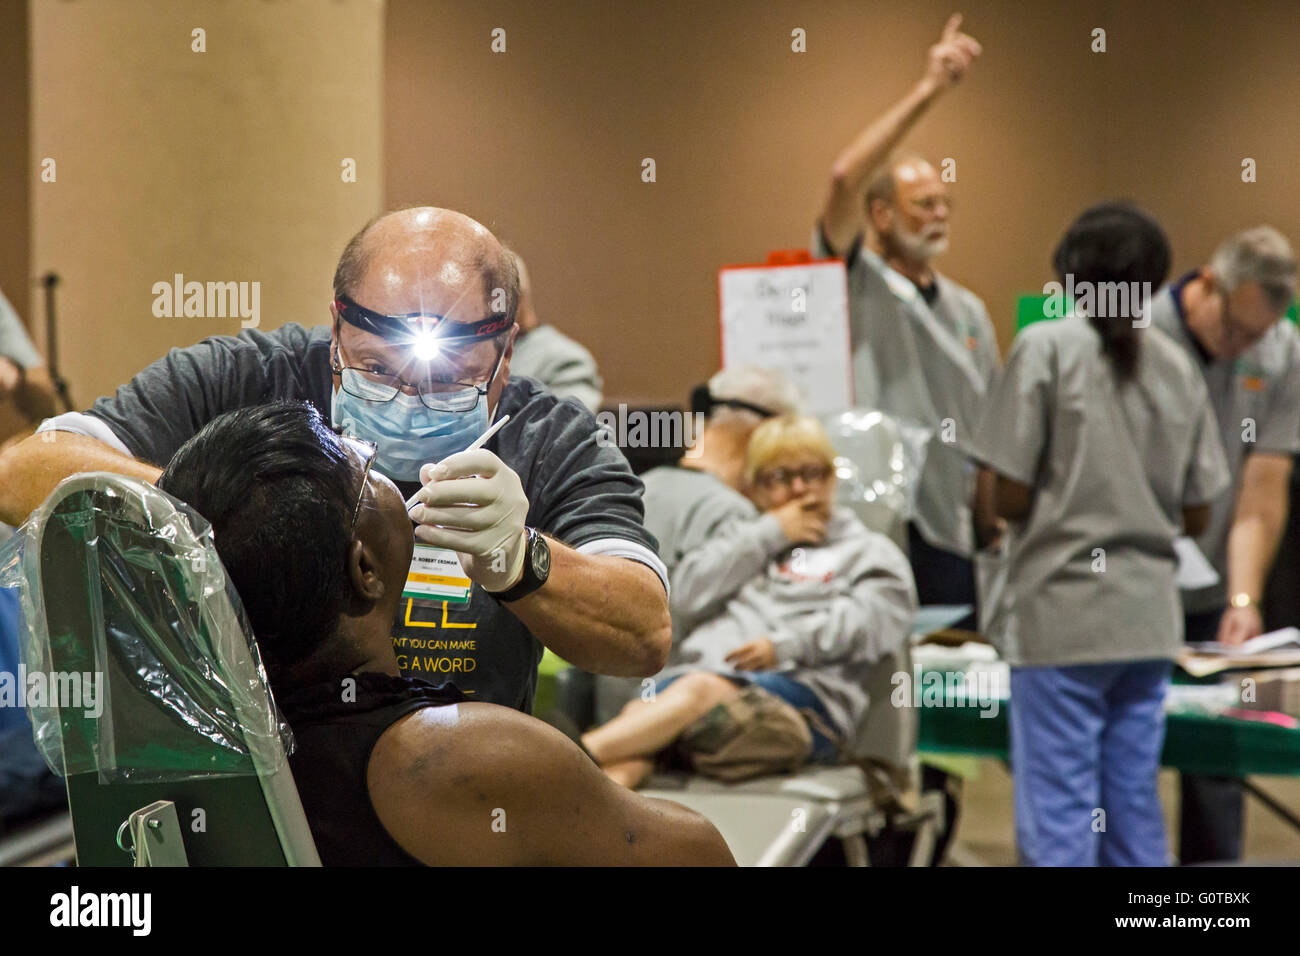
[892,225,949,263]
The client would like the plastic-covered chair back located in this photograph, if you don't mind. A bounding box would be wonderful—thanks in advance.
[0,473,319,866]
[822,410,925,775]
[824,408,927,550]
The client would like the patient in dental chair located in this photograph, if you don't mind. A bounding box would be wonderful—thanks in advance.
[158,401,733,866]
[580,415,917,789]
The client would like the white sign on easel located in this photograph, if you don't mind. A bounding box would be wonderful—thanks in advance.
[718,256,854,417]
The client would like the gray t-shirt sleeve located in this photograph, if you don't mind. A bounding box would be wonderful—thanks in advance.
[972,327,1052,486]
[0,288,44,370]
[87,337,248,465]
[505,393,658,556]
[86,325,327,467]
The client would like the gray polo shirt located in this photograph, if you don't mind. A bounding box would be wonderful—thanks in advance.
[813,228,999,558]
[509,324,603,412]
[972,314,1230,667]
[1149,279,1300,614]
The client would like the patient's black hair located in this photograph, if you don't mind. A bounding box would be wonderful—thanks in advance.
[1052,201,1171,380]
[158,401,359,681]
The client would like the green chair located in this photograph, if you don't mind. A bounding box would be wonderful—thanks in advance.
[2,473,319,866]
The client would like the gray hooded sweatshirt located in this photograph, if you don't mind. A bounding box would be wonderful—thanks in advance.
[659,507,917,739]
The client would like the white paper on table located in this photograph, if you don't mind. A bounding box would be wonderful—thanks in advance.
[1174,536,1220,590]
[1188,628,1300,655]
[1237,627,1300,656]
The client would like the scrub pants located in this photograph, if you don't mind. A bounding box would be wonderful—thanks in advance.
[1009,660,1172,866]
[0,585,23,734]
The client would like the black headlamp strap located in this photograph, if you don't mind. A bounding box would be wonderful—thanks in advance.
[334,294,512,342]
[690,382,779,420]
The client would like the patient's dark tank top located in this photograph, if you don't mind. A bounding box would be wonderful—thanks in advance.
[278,671,468,866]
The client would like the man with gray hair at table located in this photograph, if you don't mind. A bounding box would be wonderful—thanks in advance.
[1148,224,1300,865]
[594,365,808,722]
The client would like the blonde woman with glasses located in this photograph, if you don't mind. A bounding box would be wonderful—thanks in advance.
[581,415,917,789]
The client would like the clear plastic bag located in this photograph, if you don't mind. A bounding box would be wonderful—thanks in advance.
[0,472,294,783]
[822,408,930,544]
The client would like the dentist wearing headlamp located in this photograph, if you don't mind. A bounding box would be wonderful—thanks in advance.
[4,207,671,712]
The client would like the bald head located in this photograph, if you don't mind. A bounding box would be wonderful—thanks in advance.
[865,155,937,211]
[328,207,520,421]
[333,207,519,328]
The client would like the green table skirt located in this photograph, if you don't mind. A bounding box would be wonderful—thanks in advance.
[918,691,1300,777]
[536,656,1300,778]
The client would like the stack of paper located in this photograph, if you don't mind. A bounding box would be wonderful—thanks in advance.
[1180,627,1300,677]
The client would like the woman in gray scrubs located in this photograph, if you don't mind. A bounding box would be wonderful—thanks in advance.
[973,204,1230,866]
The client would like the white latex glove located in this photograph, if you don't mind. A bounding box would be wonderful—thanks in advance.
[410,448,529,593]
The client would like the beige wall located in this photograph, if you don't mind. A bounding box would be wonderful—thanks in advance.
[385,0,1300,406]
[1,0,31,323]
[1099,1,1300,273]
[30,0,385,406]
[19,1,1300,411]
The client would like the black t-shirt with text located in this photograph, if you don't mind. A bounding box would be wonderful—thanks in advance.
[87,323,659,712]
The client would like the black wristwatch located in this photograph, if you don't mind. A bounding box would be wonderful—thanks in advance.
[490,527,551,603]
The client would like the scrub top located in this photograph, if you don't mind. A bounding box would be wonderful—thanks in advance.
[814,227,999,558]
[972,314,1230,667]
[1149,276,1300,614]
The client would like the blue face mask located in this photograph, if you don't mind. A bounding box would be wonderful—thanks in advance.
[331,387,490,482]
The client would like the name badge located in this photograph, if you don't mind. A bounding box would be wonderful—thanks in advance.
[404,544,472,605]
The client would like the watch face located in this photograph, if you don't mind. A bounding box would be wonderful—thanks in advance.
[531,531,551,578]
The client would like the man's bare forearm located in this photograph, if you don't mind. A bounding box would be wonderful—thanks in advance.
[822,77,942,251]
[821,15,982,250]
[0,430,163,525]
[831,77,942,199]
[1226,453,1292,602]
[1226,511,1287,602]
[973,466,1002,548]
[505,539,671,677]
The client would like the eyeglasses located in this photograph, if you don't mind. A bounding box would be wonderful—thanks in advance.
[343,436,378,533]
[332,328,506,413]
[905,195,954,214]
[1215,288,1270,350]
[755,463,833,489]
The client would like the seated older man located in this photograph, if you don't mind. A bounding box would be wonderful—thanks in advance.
[158,401,733,866]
